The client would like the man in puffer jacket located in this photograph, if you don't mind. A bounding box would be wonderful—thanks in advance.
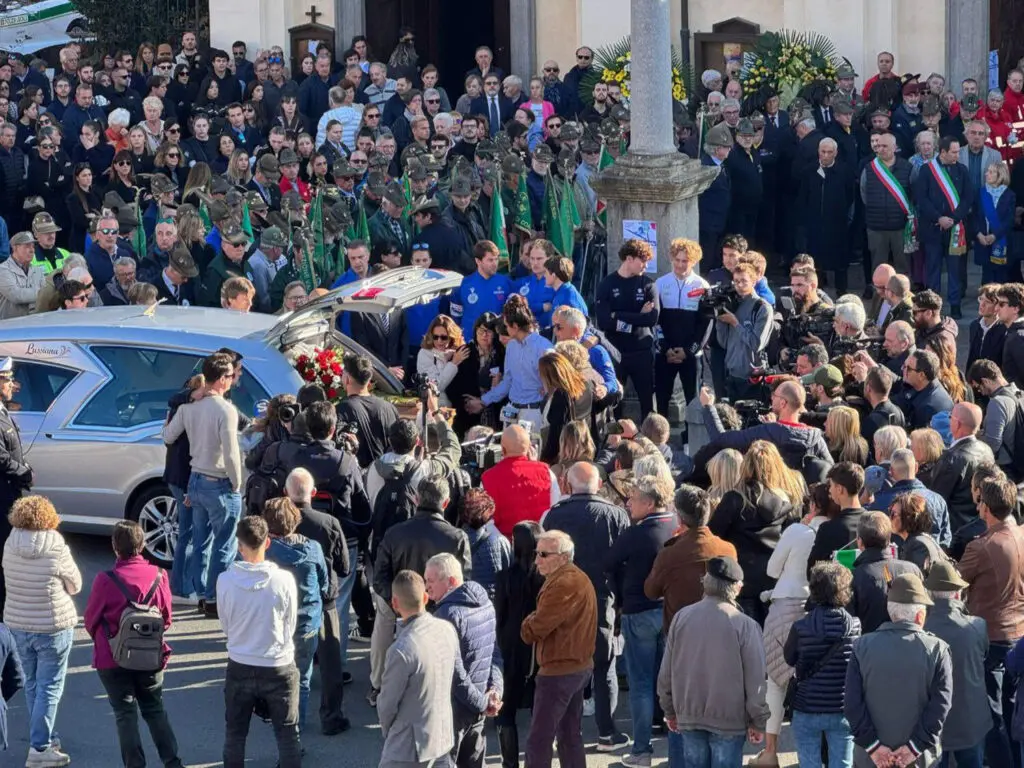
[425,553,502,768]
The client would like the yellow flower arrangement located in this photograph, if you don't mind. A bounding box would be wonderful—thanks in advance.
[600,49,687,101]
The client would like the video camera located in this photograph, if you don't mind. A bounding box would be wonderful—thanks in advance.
[783,306,836,345]
[689,282,739,315]
[732,399,772,427]
[832,335,883,359]
[460,433,503,486]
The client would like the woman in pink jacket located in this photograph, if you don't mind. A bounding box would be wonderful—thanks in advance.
[83,520,182,768]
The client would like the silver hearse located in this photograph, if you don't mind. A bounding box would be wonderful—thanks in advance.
[0,267,460,564]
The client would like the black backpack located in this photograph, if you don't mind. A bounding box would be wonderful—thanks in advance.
[1005,389,1024,483]
[104,570,165,672]
[370,458,421,560]
[244,441,288,516]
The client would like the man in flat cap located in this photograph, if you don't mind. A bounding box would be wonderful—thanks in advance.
[923,562,990,768]
[368,180,412,259]
[845,572,952,767]
[199,222,253,307]
[698,123,733,269]
[724,118,762,243]
[658,556,768,767]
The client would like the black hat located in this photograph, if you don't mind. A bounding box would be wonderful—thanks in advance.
[532,143,555,164]
[244,190,268,212]
[609,104,630,122]
[476,139,499,159]
[220,222,250,246]
[501,153,526,174]
[707,556,743,584]
[406,161,429,181]
[450,175,472,196]
[912,289,942,312]
[410,195,441,215]
[961,94,980,113]
[560,121,582,141]
[116,207,138,234]
[281,189,305,214]
[382,180,407,208]
[169,246,200,278]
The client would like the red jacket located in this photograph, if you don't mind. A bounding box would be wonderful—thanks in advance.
[279,175,312,204]
[1005,88,1024,123]
[83,555,173,670]
[482,455,554,537]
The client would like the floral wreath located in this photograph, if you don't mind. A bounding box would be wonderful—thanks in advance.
[740,30,840,107]
[578,36,692,107]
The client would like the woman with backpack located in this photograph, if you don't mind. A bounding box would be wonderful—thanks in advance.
[2,495,82,767]
[83,520,183,768]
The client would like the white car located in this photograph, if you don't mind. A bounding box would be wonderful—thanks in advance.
[0,0,91,55]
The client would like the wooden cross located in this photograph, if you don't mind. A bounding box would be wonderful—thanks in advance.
[305,4,322,24]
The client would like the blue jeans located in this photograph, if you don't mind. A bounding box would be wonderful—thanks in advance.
[335,540,358,671]
[985,641,1018,768]
[293,630,319,732]
[168,483,191,597]
[791,710,854,768]
[186,473,242,601]
[669,729,745,768]
[938,742,984,768]
[621,608,664,755]
[13,627,75,750]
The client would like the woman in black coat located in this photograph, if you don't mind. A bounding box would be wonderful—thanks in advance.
[709,440,800,625]
[446,312,505,436]
[800,140,855,293]
[26,140,70,227]
[65,164,102,253]
[538,352,593,464]
[494,521,544,768]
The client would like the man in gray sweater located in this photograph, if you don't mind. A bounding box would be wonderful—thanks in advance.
[657,556,768,767]
[162,352,243,615]
[714,261,772,401]
[968,359,1021,479]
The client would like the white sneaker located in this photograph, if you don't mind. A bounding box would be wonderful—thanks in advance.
[583,698,595,717]
[26,745,71,767]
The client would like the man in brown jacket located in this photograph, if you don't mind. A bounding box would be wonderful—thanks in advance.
[521,530,597,768]
[644,485,737,630]
[958,474,1024,768]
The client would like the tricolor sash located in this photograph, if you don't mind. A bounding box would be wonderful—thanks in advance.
[928,160,967,256]
[871,158,917,253]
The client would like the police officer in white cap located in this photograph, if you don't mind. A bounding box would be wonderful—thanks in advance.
[0,356,32,613]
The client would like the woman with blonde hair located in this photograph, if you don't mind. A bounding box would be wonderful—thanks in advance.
[2,495,82,765]
[553,339,606,397]
[910,428,946,486]
[710,440,800,624]
[538,352,593,464]
[226,148,252,186]
[174,204,214,274]
[551,419,597,492]
[825,406,869,465]
[417,314,466,407]
[707,448,743,507]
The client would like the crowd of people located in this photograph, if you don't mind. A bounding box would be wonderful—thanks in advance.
[0,24,1023,768]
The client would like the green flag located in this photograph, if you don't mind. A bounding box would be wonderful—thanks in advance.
[354,196,370,242]
[240,201,253,239]
[299,239,318,293]
[513,174,532,235]
[489,188,510,266]
[596,145,616,228]
[132,202,147,260]
[199,201,212,231]
[543,173,573,257]
[563,178,581,229]
[310,190,328,280]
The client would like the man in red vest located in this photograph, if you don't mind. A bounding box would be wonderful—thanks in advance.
[482,425,561,537]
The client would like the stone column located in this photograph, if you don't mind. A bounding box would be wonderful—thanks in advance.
[590,0,719,422]
[591,0,719,276]
[509,0,536,83]
[946,0,989,93]
[336,0,366,60]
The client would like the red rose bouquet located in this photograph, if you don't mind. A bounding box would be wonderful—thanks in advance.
[294,346,344,402]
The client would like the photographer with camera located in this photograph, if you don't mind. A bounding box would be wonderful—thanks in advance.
[275,400,372,683]
[336,354,401,469]
[780,268,835,364]
[794,343,830,380]
[654,238,712,415]
[691,380,833,484]
[817,299,871,358]
[715,260,773,401]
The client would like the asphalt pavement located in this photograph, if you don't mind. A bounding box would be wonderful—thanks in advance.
[6,259,984,767]
[3,531,802,767]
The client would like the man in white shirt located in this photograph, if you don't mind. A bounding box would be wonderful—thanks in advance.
[217,515,300,768]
